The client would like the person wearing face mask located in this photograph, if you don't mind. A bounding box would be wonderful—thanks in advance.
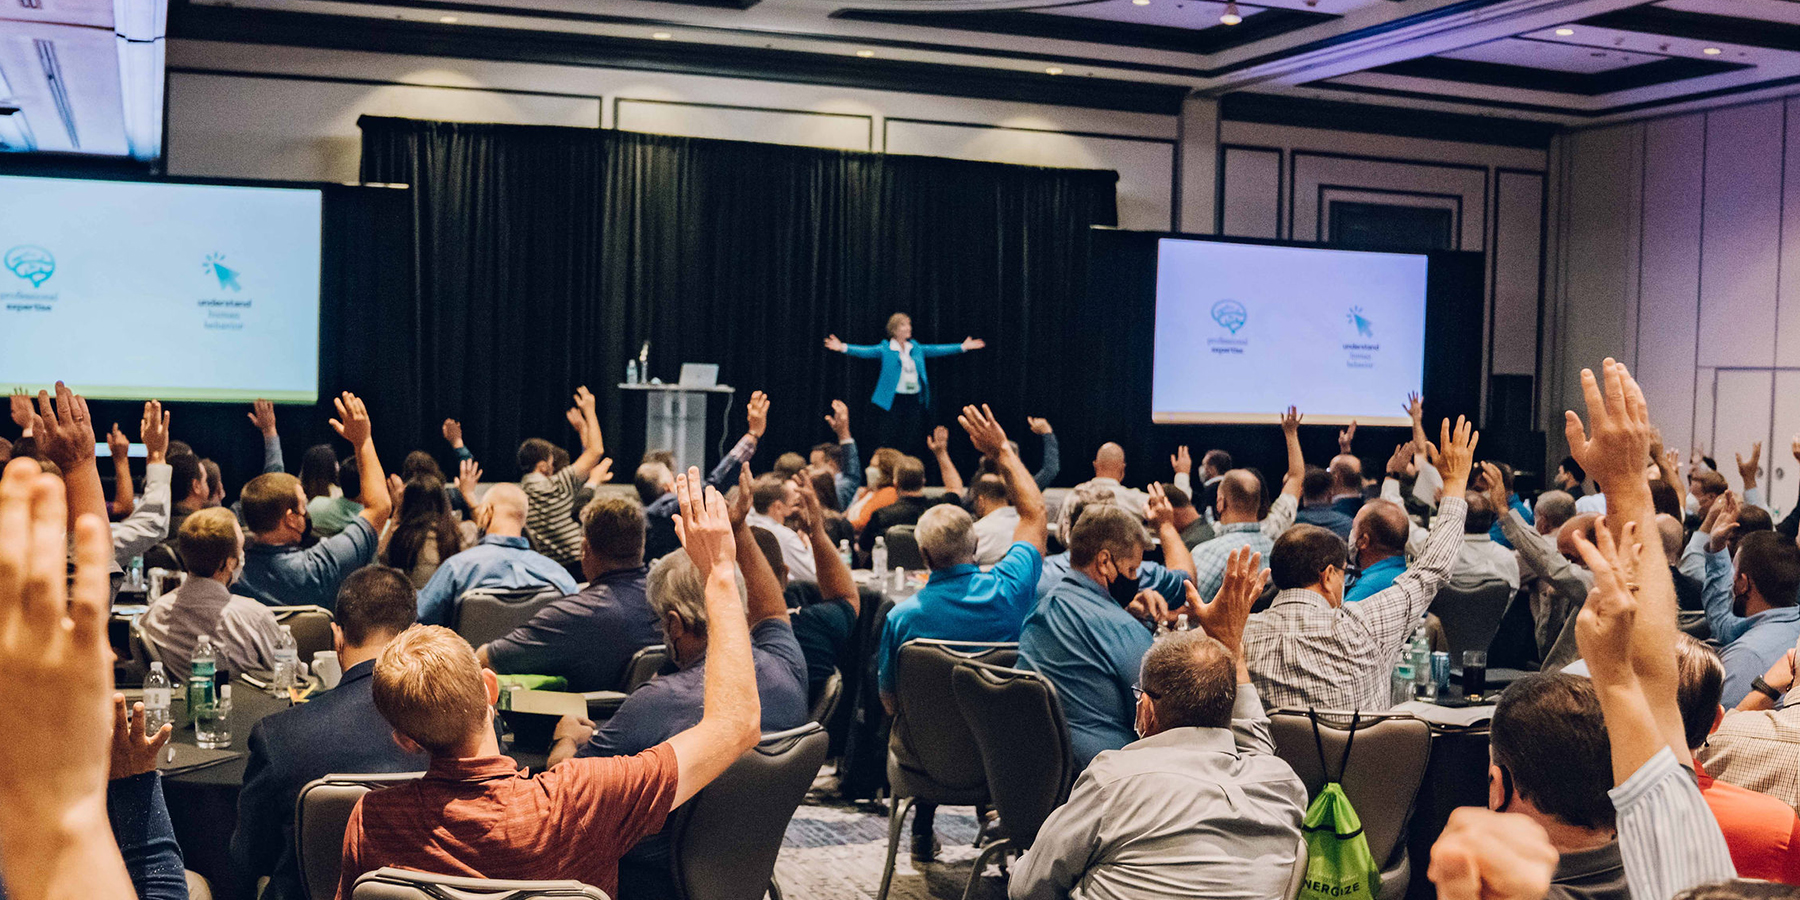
[1018,504,1196,771]
[139,506,286,683]
[238,392,392,610]
[1340,499,1412,603]
[1239,417,1477,711]
[1698,516,1800,706]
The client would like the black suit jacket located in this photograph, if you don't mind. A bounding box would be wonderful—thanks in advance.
[228,659,426,900]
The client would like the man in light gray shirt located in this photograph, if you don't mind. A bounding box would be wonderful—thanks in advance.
[140,507,283,682]
[1011,548,1305,900]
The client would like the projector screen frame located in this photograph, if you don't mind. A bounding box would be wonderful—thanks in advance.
[0,170,341,405]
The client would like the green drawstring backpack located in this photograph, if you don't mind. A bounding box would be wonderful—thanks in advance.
[1298,710,1381,900]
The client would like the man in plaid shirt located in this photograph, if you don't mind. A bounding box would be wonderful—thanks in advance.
[1189,407,1307,603]
[1242,416,1479,711]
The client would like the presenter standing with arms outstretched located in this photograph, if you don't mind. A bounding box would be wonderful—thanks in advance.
[825,312,986,453]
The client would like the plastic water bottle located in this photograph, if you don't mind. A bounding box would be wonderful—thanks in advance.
[871,536,888,581]
[626,359,639,385]
[198,680,232,749]
[146,567,165,605]
[1392,663,1416,706]
[838,539,853,567]
[1176,613,1190,632]
[189,634,217,735]
[143,662,172,735]
[1409,633,1431,699]
[128,556,145,591]
[271,625,298,696]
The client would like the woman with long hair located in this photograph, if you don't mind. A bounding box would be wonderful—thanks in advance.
[379,473,471,589]
[298,444,338,501]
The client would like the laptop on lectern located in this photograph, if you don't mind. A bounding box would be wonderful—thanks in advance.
[677,363,719,389]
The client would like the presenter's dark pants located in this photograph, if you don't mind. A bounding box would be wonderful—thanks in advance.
[876,392,927,454]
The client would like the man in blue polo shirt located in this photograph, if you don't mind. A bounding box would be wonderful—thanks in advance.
[875,404,1046,861]
[1036,483,1193,602]
[415,483,578,627]
[1343,499,1412,603]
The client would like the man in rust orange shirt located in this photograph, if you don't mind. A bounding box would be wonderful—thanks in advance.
[334,470,762,900]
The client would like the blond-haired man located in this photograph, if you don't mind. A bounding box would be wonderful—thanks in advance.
[139,506,282,683]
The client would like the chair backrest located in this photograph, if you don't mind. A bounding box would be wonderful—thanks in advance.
[1427,581,1516,662]
[884,525,925,571]
[809,668,843,725]
[890,639,1018,795]
[622,644,669,692]
[1267,711,1431,868]
[667,723,830,900]
[351,868,609,900]
[950,660,1074,849]
[130,616,162,666]
[269,606,337,661]
[296,773,426,900]
[453,587,560,647]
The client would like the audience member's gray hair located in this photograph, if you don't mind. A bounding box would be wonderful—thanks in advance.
[647,550,747,638]
[1068,504,1150,567]
[1058,484,1118,540]
[1534,490,1576,530]
[917,504,978,570]
[1140,631,1236,730]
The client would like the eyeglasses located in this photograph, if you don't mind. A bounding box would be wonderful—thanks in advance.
[1131,684,1161,702]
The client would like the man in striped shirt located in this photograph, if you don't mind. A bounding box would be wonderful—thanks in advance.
[519,385,607,575]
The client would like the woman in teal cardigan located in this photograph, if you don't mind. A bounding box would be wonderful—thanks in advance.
[824,312,985,452]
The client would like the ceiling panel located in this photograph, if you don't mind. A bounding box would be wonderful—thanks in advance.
[1438,36,1661,73]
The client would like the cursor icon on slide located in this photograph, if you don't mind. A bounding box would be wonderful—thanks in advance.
[204,253,242,292]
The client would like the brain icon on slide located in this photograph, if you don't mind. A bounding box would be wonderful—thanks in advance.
[1210,300,1247,335]
[3,246,55,287]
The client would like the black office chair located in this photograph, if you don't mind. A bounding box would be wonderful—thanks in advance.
[950,661,1075,900]
[1428,581,1516,662]
[453,586,560,647]
[884,525,925,571]
[809,669,844,726]
[583,644,671,720]
[667,723,829,900]
[877,639,1018,900]
[295,773,427,900]
[350,868,608,900]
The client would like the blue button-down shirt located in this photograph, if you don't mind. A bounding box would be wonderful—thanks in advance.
[1491,495,1534,548]
[1344,554,1405,604]
[1703,545,1800,706]
[877,542,1042,695]
[1037,551,1189,602]
[415,534,579,627]
[240,516,377,611]
[1019,569,1156,770]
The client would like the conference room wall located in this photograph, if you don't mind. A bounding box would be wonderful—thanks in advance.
[1548,94,1800,512]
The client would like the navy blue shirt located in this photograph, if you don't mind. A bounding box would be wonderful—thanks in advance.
[240,516,378,611]
[485,566,661,693]
[1296,504,1355,539]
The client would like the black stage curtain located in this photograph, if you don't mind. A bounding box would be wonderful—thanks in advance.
[355,116,1118,481]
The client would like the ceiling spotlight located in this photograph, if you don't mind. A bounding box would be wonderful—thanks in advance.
[1220,1,1242,25]
[856,49,875,57]
[652,31,673,39]
[1702,47,1722,55]
[1554,27,1573,36]
[438,15,458,22]
[1045,66,1064,74]
[1132,0,1150,6]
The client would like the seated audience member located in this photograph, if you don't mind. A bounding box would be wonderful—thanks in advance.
[1649,514,1706,612]
[812,399,862,511]
[308,456,365,539]
[848,447,903,530]
[517,386,607,572]
[773,452,807,480]
[744,467,860,702]
[413,483,578,627]
[202,458,227,508]
[1170,447,1232,523]
[1699,515,1800,706]
[1669,635,1800,883]
[1075,442,1148,518]
[379,474,473,589]
[1690,469,1731,524]
[1328,454,1366,518]
[861,455,952,554]
[1163,483,1214,549]
[1700,635,1800,812]
[1476,461,1534,548]
[230,567,427,900]
[1242,418,1474,710]
[1488,674,1629,900]
[1037,484,1195,601]
[1450,490,1521,591]
[1553,456,1586,497]
[642,392,767,562]
[337,478,762,900]
[1012,551,1305,900]
[970,474,1019,567]
[478,495,659,693]
[876,405,1047,860]
[548,468,807,900]
[1496,480,1594,666]
[748,474,819,584]
[108,402,173,567]
[298,443,338,504]
[1296,466,1354,538]
[239,393,391,610]
[1342,499,1412,603]
[1019,503,1200,768]
[1190,409,1306,602]
[155,453,209,556]
[139,507,282,683]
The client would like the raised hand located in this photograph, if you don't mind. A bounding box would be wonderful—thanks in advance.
[456,458,482,505]
[1572,517,1642,684]
[442,418,465,449]
[1738,442,1763,490]
[1338,421,1357,454]
[139,401,168,465]
[1428,808,1558,900]
[1385,440,1414,478]
[792,467,824,531]
[956,404,1009,459]
[1170,445,1192,476]
[1028,417,1053,436]
[824,400,851,441]
[588,458,614,486]
[327,391,372,448]
[247,398,278,437]
[1404,392,1424,423]
[1187,546,1266,654]
[572,386,597,416]
[1280,405,1302,436]
[1478,461,1510,515]
[925,425,950,455]
[387,474,405,507]
[823,334,847,353]
[727,462,754,531]
[30,382,94,468]
[961,337,986,351]
[564,407,585,433]
[8,388,30,434]
[672,467,735,578]
[1706,491,1741,553]
[1427,416,1479,495]
[108,694,170,781]
[746,390,769,438]
[105,424,129,463]
[1563,358,1653,495]
[1144,482,1175,530]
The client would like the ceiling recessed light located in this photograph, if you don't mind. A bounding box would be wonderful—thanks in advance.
[1045,66,1064,74]
[856,49,875,57]
[1219,1,1242,25]
[438,15,458,22]
[652,31,673,40]
[1554,27,1573,36]
[1132,0,1150,6]
[1702,46,1722,55]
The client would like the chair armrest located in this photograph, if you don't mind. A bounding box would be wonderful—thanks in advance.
[582,691,629,721]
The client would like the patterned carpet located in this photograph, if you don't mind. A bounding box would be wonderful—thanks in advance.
[774,770,1006,900]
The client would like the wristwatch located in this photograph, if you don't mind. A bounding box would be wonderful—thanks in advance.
[1752,676,1784,703]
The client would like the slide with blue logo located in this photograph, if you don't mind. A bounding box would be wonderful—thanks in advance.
[1150,238,1428,426]
[0,174,322,402]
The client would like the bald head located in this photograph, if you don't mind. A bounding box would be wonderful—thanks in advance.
[1328,455,1362,495]
[1655,513,1684,559]
[1094,442,1127,481]
[1534,490,1575,535]
[1350,499,1409,564]
[1216,469,1264,524]
[481,483,529,536]
[1555,513,1601,564]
